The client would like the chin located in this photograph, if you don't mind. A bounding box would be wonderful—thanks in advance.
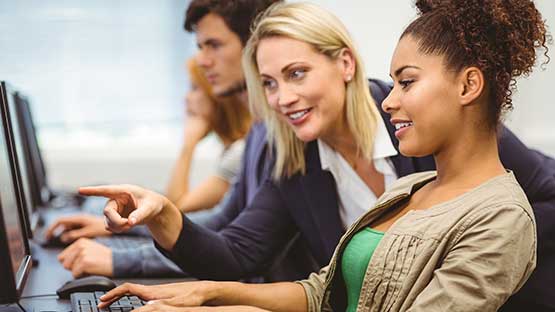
[398,143,429,158]
[212,85,226,96]
[294,129,318,143]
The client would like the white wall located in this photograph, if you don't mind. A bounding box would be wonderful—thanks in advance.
[311,0,555,156]
[4,1,554,192]
[0,1,202,192]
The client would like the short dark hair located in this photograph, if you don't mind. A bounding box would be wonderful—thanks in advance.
[402,0,550,127]
[184,0,281,45]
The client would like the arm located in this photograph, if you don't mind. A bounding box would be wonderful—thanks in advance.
[157,180,299,280]
[407,204,536,311]
[98,280,308,312]
[192,282,308,312]
[177,138,245,213]
[177,176,229,213]
[165,140,197,204]
[165,117,211,204]
[78,171,296,280]
[112,244,185,278]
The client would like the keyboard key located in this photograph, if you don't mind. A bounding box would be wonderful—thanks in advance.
[71,291,145,312]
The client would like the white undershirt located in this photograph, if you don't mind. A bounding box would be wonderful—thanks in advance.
[318,117,398,229]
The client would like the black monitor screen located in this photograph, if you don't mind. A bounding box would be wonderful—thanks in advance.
[13,93,49,207]
[0,82,31,303]
[6,92,37,235]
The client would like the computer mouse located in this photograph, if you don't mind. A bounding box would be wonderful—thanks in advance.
[56,276,117,299]
[40,232,68,248]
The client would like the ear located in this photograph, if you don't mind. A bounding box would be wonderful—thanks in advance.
[458,67,485,106]
[337,48,356,82]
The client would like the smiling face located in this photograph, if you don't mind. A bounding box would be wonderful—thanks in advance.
[195,13,245,96]
[256,36,353,143]
[382,35,463,157]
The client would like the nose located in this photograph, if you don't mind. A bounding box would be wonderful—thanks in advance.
[196,50,213,68]
[277,84,299,108]
[381,87,399,114]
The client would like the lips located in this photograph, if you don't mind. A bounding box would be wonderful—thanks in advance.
[391,119,413,139]
[287,109,310,120]
[394,122,413,130]
[284,108,312,125]
[205,73,218,83]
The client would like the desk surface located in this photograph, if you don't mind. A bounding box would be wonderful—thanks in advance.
[18,240,188,312]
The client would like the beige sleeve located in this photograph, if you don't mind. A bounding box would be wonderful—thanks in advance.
[295,265,330,312]
[407,204,536,312]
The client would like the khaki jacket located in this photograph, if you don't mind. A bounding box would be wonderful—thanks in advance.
[298,171,536,312]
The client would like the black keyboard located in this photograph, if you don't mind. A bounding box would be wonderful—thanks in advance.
[71,291,146,311]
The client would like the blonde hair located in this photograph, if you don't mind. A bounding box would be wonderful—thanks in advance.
[187,58,251,145]
[243,2,380,179]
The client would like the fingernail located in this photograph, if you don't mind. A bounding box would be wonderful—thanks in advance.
[147,300,157,305]
[129,217,137,225]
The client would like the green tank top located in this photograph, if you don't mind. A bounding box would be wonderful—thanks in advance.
[341,227,384,312]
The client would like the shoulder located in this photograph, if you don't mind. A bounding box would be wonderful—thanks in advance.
[377,171,437,203]
[388,171,437,192]
[222,139,246,158]
[451,173,536,245]
[245,122,267,146]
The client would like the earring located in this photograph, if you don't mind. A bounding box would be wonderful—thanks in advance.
[346,75,352,82]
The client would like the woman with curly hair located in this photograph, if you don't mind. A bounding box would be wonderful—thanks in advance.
[95,0,549,310]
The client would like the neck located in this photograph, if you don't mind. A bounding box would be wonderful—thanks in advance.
[433,128,505,188]
[220,81,247,98]
[322,123,360,163]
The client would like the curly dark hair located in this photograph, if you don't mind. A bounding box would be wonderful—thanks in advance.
[184,0,282,45]
[402,0,550,127]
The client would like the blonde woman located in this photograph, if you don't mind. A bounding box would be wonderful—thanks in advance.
[46,58,252,278]
[92,1,553,310]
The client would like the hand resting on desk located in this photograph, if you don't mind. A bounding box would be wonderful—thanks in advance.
[45,214,111,243]
[58,238,113,277]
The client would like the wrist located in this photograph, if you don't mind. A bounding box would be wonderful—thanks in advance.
[151,197,179,227]
[183,139,200,151]
[147,197,183,250]
[202,281,234,305]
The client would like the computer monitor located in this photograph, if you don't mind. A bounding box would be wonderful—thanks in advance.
[0,83,32,304]
[13,92,50,209]
[0,85,38,238]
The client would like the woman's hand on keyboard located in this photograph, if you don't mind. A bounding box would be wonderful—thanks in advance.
[132,304,271,311]
[98,281,275,311]
[98,281,213,309]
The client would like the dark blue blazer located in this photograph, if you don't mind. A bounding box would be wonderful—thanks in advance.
[161,79,555,311]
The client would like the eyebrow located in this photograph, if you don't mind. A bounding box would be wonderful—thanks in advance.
[392,65,421,78]
[197,38,221,48]
[259,62,305,78]
[280,62,304,74]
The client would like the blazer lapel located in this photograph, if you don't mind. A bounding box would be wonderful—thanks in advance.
[296,141,345,261]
